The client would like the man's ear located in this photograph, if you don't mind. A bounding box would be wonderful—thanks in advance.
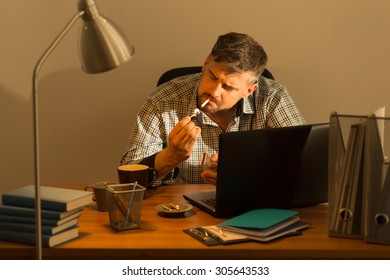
[244,82,258,98]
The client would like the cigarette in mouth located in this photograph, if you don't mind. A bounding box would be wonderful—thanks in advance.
[201,97,211,108]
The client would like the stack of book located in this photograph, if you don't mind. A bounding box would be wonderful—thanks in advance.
[185,208,309,246]
[0,185,93,247]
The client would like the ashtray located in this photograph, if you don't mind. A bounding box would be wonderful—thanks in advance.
[155,202,193,215]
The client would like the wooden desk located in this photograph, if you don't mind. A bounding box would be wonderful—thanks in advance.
[1,184,390,260]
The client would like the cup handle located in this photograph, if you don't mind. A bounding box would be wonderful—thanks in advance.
[84,185,96,201]
[147,168,158,188]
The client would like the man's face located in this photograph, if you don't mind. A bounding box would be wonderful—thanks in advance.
[197,56,258,113]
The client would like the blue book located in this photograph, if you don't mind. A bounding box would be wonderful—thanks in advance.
[0,226,79,247]
[2,185,93,212]
[0,218,78,235]
[0,211,81,226]
[0,203,82,220]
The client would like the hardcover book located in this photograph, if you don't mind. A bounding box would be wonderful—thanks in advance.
[0,226,79,247]
[0,203,82,220]
[0,218,78,235]
[0,211,81,226]
[2,185,93,212]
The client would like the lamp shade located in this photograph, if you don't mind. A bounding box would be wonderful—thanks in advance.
[78,0,135,73]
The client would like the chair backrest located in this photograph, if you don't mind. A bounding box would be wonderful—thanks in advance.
[157,66,274,86]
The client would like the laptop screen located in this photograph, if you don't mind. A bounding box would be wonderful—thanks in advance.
[214,123,329,216]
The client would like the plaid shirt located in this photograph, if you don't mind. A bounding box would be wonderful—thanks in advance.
[121,73,306,184]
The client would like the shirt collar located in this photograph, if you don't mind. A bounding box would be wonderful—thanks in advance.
[241,95,256,116]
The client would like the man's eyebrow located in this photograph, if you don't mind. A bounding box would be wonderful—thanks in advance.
[208,69,217,79]
[207,69,238,90]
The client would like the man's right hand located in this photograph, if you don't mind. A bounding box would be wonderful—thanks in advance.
[154,116,201,178]
[201,154,218,185]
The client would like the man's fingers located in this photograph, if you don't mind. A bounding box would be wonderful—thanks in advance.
[170,116,192,137]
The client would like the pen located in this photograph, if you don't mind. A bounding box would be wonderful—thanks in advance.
[125,182,138,226]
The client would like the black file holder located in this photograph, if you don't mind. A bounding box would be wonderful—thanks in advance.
[363,116,390,244]
[328,113,367,239]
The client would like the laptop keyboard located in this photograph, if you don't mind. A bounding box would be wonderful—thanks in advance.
[201,198,216,207]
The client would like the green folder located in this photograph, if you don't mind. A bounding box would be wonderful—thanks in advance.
[219,208,298,229]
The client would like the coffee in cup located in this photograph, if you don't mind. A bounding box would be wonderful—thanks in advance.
[117,164,157,189]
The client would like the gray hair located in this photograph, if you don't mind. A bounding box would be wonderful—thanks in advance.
[210,32,268,79]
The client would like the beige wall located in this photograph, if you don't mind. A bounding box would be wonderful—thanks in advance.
[1,0,390,192]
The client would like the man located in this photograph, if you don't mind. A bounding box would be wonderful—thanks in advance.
[120,32,306,186]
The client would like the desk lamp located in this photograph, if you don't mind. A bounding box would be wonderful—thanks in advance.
[32,0,134,259]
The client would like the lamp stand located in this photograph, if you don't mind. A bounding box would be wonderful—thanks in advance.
[32,11,85,260]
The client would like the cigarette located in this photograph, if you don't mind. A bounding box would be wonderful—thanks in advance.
[201,97,211,108]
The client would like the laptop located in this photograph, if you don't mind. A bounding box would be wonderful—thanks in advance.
[183,123,329,217]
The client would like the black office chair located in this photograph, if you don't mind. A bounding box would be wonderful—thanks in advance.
[157,66,274,86]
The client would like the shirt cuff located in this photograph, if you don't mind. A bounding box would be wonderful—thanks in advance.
[139,153,180,182]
